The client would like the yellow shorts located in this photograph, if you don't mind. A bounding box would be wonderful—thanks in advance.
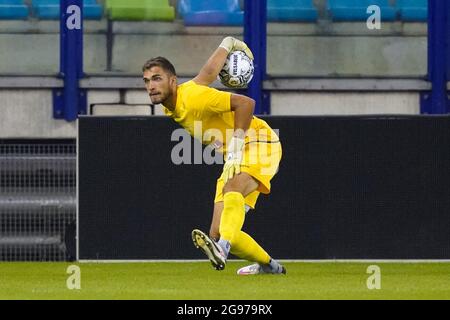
[214,141,282,209]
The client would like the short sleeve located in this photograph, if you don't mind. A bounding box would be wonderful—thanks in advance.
[186,82,232,115]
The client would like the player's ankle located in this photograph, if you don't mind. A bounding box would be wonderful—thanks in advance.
[217,239,231,258]
[268,259,284,273]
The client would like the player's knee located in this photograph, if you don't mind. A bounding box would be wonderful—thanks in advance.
[223,184,245,196]
[223,175,246,195]
[223,173,258,196]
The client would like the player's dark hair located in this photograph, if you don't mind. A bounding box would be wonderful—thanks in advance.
[142,57,177,76]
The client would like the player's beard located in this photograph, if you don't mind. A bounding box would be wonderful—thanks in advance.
[149,81,173,105]
[149,91,168,105]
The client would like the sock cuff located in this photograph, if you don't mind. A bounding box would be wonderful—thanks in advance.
[223,191,244,202]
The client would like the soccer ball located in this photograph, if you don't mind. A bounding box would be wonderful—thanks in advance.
[218,51,254,88]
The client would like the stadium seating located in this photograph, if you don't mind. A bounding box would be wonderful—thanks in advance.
[328,0,397,21]
[0,0,29,19]
[105,0,175,21]
[177,0,243,26]
[32,0,103,20]
[397,0,427,22]
[267,0,318,22]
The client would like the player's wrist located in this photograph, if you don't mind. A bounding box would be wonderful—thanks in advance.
[219,37,234,53]
[227,136,245,155]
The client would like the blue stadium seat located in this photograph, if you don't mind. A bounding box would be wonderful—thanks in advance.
[177,0,243,26]
[267,0,318,22]
[32,0,103,20]
[0,0,29,20]
[328,0,397,21]
[397,0,427,22]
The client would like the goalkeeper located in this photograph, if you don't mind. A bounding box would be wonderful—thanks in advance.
[142,37,285,275]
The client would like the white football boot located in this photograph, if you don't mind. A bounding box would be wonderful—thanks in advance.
[237,263,287,275]
[192,229,227,271]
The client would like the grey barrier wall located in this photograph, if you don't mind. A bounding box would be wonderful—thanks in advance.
[77,116,450,260]
[0,139,76,261]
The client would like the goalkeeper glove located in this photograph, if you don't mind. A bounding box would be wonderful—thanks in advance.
[219,36,254,60]
[222,136,245,184]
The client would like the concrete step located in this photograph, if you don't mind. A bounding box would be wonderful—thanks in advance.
[0,194,76,214]
[0,242,69,261]
[0,155,75,172]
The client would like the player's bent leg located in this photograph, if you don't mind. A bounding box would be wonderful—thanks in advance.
[211,204,272,265]
[210,202,253,241]
[191,229,226,271]
[218,192,245,248]
[219,172,259,246]
[194,173,262,272]
[231,231,286,275]
[222,172,259,196]
[230,230,270,264]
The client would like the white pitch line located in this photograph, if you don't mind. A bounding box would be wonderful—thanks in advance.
[78,259,450,264]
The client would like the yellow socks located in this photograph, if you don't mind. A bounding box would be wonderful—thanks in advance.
[219,192,245,244]
[218,191,271,265]
[230,231,271,265]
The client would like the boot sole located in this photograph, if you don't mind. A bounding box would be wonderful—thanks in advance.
[192,229,226,271]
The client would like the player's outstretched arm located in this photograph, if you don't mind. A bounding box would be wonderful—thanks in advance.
[192,46,229,87]
[192,37,254,87]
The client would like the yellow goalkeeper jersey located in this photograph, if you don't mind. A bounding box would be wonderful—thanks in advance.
[163,80,278,152]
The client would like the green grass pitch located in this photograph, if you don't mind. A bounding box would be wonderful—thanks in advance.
[0,261,449,300]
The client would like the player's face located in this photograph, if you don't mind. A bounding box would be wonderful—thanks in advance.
[143,66,175,105]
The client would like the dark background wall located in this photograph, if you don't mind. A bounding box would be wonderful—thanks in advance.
[78,116,450,260]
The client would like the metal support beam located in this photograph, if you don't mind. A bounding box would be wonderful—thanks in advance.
[244,0,270,114]
[422,0,450,114]
[54,0,86,121]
